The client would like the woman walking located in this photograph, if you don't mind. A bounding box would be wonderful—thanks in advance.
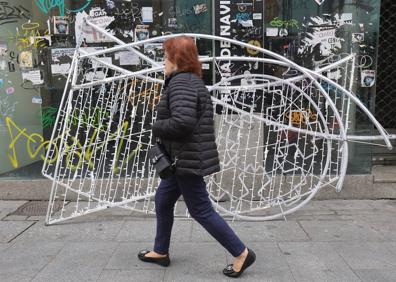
[138,36,256,278]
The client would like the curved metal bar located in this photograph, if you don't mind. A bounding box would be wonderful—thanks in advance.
[205,56,392,149]
[77,31,349,149]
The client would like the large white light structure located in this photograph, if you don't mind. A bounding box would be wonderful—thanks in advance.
[42,20,393,225]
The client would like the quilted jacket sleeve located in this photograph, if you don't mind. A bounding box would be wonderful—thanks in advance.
[152,76,198,140]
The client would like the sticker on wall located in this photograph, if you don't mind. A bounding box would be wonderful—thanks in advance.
[32,96,43,104]
[253,13,262,20]
[193,4,208,15]
[279,28,288,37]
[246,40,261,55]
[19,51,33,69]
[0,43,6,57]
[6,87,15,95]
[361,70,376,87]
[0,61,6,71]
[352,33,364,43]
[135,25,150,41]
[168,18,177,28]
[231,12,253,27]
[144,43,163,60]
[359,23,365,32]
[326,69,342,80]
[0,43,7,71]
[105,0,115,9]
[115,51,140,66]
[266,27,279,37]
[53,16,70,35]
[22,70,43,85]
[142,7,153,23]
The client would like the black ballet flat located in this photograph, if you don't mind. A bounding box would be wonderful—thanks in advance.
[223,248,256,278]
[137,249,170,267]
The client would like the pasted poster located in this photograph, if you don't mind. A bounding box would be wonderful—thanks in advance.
[50,48,75,75]
[298,13,353,66]
[75,7,115,43]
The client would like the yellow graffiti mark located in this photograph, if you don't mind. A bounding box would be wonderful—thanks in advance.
[5,117,143,173]
[127,78,162,109]
[5,117,57,168]
[7,21,50,51]
[285,109,318,126]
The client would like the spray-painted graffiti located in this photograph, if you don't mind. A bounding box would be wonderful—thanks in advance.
[7,21,51,51]
[70,107,110,129]
[5,116,52,168]
[0,2,31,25]
[127,80,161,110]
[4,116,142,172]
[270,17,299,29]
[284,108,318,126]
[34,0,92,17]
[0,94,17,122]
[41,106,58,129]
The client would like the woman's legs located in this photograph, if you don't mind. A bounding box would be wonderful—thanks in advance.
[175,175,246,257]
[153,175,181,255]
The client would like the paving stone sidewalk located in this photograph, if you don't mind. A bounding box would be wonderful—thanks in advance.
[1,199,396,282]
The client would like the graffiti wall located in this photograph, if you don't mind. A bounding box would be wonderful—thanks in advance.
[0,0,212,177]
[0,0,383,178]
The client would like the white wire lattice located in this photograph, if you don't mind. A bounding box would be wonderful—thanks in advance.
[42,22,392,225]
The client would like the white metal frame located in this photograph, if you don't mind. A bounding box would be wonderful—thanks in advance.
[42,20,394,225]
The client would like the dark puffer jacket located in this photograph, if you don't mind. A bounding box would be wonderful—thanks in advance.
[152,71,220,176]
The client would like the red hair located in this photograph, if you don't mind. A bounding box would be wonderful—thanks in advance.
[163,36,202,77]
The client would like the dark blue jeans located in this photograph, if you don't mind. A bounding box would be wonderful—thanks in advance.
[153,174,246,257]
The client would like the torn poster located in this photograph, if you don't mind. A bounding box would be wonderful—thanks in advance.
[75,8,115,43]
[22,70,43,85]
[298,13,353,58]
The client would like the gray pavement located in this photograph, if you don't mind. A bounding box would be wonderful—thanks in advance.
[1,199,396,281]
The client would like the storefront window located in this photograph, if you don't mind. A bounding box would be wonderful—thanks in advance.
[0,0,382,178]
[263,0,381,174]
